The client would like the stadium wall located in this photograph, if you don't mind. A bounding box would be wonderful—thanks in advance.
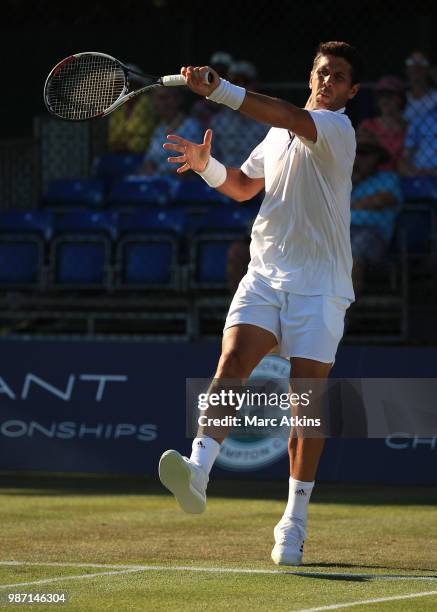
[0,339,436,484]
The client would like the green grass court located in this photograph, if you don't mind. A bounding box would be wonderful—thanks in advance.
[0,476,436,611]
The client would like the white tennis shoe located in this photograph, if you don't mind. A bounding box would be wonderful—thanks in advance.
[158,450,208,514]
[271,517,306,566]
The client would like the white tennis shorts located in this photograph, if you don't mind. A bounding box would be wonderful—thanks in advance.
[224,273,351,364]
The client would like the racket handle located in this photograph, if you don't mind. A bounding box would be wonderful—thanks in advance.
[162,71,213,87]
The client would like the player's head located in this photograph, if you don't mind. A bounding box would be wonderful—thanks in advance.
[309,41,363,111]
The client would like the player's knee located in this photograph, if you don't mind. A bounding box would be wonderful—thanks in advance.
[216,348,251,379]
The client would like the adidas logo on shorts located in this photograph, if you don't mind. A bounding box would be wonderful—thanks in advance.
[197,440,206,449]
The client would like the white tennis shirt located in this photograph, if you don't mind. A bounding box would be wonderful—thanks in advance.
[240,108,356,300]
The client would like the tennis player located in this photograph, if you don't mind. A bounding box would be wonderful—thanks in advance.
[159,41,362,566]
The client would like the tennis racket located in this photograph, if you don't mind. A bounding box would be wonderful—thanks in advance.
[44,51,213,121]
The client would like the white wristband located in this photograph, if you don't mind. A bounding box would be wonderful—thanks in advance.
[196,156,227,188]
[207,78,246,110]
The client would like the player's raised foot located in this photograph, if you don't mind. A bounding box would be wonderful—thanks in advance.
[158,450,208,514]
[271,517,306,566]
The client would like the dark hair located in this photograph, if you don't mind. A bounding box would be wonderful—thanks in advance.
[312,41,364,85]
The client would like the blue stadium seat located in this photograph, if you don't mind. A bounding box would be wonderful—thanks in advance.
[45,179,105,208]
[0,210,53,240]
[190,206,257,288]
[54,210,118,239]
[50,211,118,288]
[173,176,230,204]
[0,241,43,286]
[116,208,185,289]
[108,176,176,207]
[119,241,175,287]
[195,241,234,285]
[193,206,257,232]
[53,243,109,286]
[92,153,143,189]
[401,177,437,202]
[118,208,186,235]
[0,211,52,287]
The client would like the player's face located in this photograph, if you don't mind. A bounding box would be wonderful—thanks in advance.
[309,55,359,111]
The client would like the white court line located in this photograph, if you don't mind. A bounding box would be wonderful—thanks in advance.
[0,568,146,590]
[0,562,144,570]
[296,589,437,611]
[0,561,436,582]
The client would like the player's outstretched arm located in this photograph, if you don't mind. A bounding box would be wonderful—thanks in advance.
[240,92,317,142]
[182,65,317,143]
[163,129,264,202]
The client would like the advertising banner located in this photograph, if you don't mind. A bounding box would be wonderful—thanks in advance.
[0,339,436,484]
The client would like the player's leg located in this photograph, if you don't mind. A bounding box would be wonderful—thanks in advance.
[271,293,350,565]
[272,357,331,566]
[289,357,332,479]
[200,323,278,438]
[159,322,277,513]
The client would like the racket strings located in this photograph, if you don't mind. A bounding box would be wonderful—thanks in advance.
[47,55,126,120]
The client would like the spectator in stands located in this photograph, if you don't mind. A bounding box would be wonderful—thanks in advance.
[108,65,157,154]
[396,52,437,178]
[357,76,406,171]
[399,106,437,177]
[351,132,403,294]
[209,51,234,79]
[210,61,269,166]
[403,51,437,122]
[140,88,202,175]
[191,51,234,128]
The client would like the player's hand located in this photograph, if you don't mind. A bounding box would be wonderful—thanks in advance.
[181,65,220,97]
[163,129,213,174]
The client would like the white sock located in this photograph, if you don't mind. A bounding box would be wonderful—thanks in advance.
[283,477,314,523]
[190,436,221,475]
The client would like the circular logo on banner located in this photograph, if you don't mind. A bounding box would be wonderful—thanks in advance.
[216,355,291,472]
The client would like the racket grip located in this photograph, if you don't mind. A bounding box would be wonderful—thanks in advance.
[162,72,213,86]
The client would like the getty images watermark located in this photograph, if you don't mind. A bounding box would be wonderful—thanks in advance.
[186,378,327,438]
[196,388,320,429]
[186,378,437,439]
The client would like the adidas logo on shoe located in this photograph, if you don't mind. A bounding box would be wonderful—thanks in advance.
[295,489,307,496]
